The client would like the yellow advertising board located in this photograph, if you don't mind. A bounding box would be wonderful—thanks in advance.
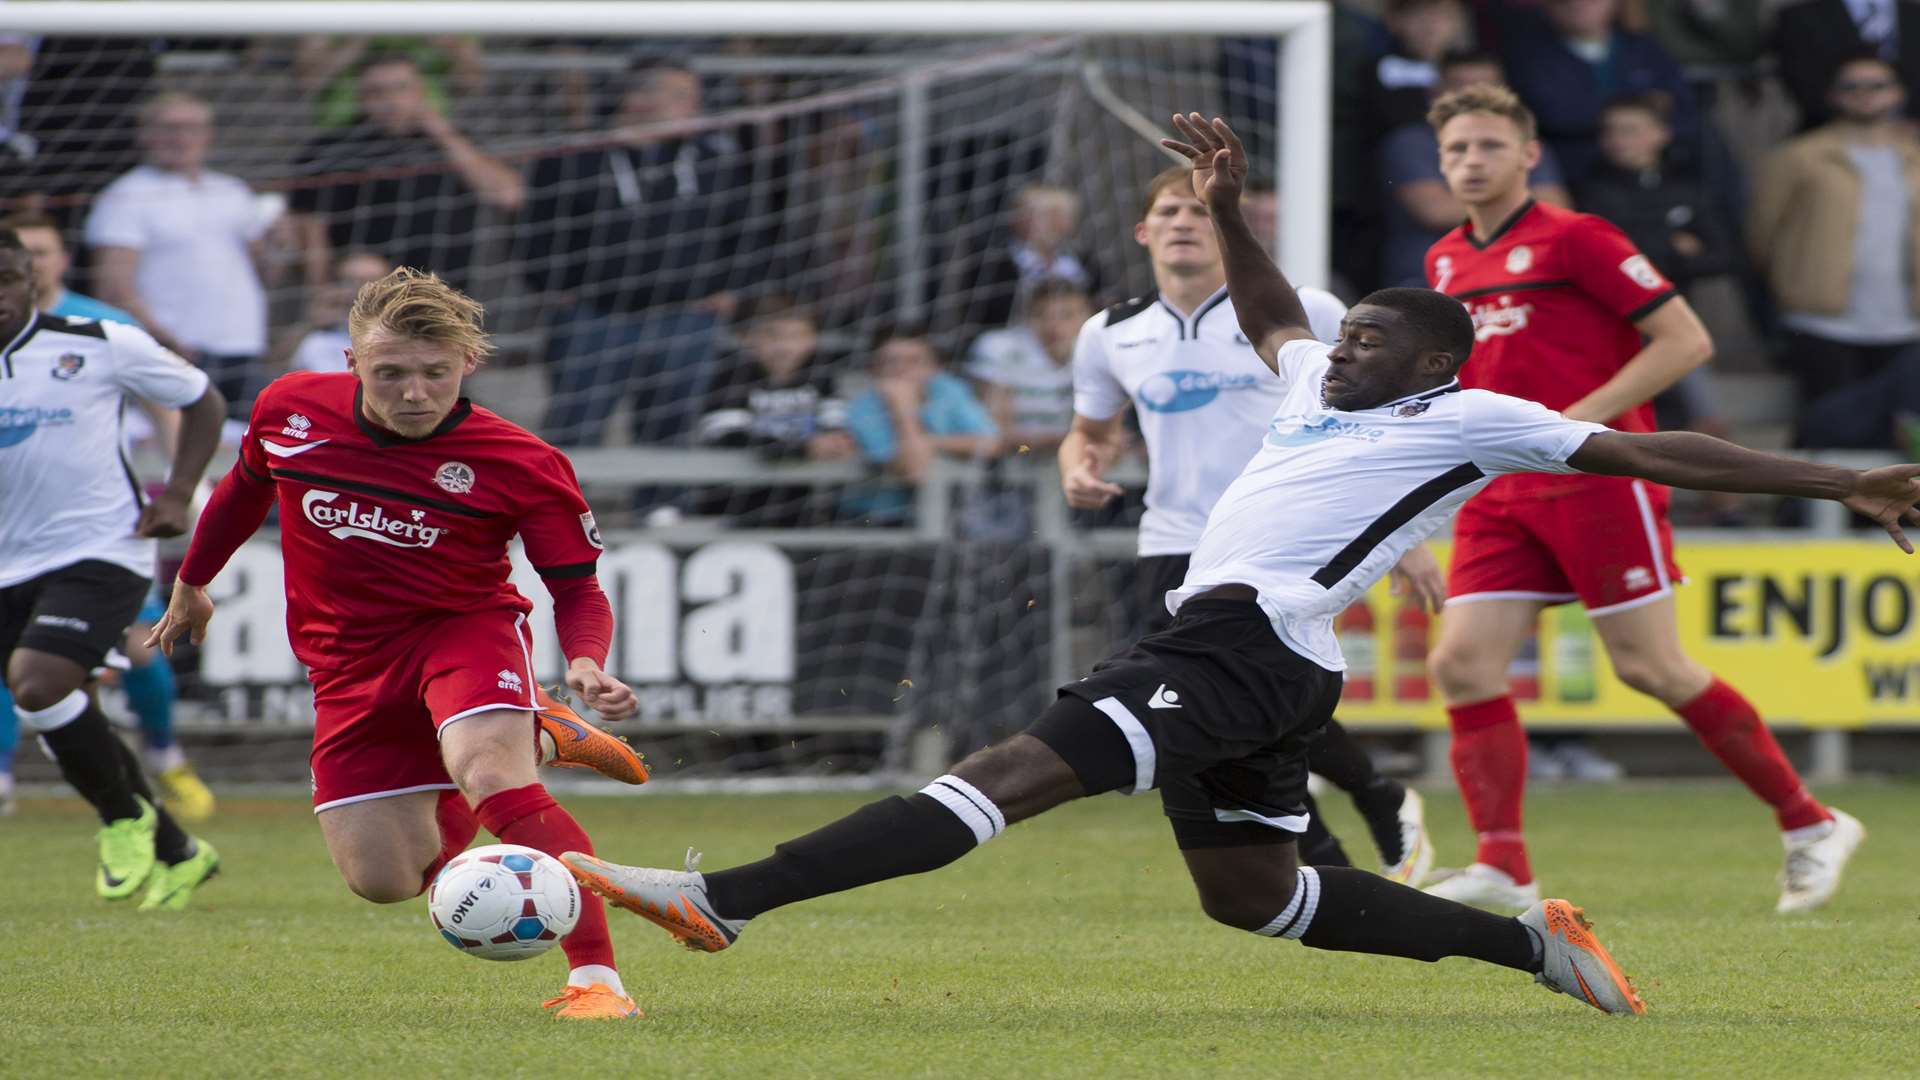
[1333,540,1920,730]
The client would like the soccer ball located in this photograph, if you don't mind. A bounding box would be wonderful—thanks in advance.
[427,844,581,961]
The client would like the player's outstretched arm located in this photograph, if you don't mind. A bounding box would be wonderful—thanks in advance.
[1160,113,1315,370]
[1569,431,1920,551]
[135,384,226,538]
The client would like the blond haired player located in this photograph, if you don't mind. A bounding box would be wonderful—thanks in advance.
[1419,85,1863,915]
[151,269,649,1018]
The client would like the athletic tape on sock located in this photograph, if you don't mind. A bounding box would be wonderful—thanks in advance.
[17,689,88,733]
[1255,867,1323,939]
[918,774,1005,845]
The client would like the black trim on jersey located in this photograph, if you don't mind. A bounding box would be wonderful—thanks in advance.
[0,310,42,378]
[1626,289,1680,323]
[269,468,498,518]
[1156,297,1190,340]
[38,313,109,340]
[236,456,271,483]
[1465,199,1537,251]
[1310,463,1486,588]
[116,398,145,516]
[1451,279,1574,300]
[535,560,598,580]
[1103,293,1157,328]
[1189,288,1233,336]
[352,386,476,447]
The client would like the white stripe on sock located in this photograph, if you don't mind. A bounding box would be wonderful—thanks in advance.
[919,774,1004,844]
[1280,867,1322,940]
[18,689,88,732]
[1255,879,1307,937]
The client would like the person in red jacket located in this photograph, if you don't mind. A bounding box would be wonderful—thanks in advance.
[148,268,650,1019]
[1420,84,1864,915]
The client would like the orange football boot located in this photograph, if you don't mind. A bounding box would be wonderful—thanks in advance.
[537,686,649,784]
[542,983,642,1020]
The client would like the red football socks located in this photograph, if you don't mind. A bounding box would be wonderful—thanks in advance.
[1446,696,1532,884]
[418,788,481,895]
[475,783,616,972]
[1674,678,1830,831]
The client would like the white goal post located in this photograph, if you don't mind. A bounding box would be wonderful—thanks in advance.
[1,0,1330,286]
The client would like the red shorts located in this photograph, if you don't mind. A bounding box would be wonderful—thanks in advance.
[1447,476,1683,616]
[307,608,540,813]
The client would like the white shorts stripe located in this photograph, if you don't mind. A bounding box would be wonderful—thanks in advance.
[1090,695,1156,793]
[313,782,460,815]
[1445,590,1579,607]
[1628,481,1672,591]
[510,612,539,709]
[1212,806,1311,833]
[1585,587,1676,618]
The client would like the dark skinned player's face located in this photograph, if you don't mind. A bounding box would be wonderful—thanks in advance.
[1321,304,1456,411]
[0,249,35,341]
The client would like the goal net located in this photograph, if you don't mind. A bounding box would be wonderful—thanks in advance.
[10,3,1330,788]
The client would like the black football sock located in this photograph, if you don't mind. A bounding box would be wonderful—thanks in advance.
[1297,794,1352,867]
[110,736,195,864]
[704,780,993,920]
[1286,865,1540,972]
[32,696,143,823]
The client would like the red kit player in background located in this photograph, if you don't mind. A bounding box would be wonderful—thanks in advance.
[148,269,651,1019]
[1420,85,1863,915]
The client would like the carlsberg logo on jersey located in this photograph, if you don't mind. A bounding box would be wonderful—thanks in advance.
[1137,370,1261,413]
[301,490,446,549]
[1265,413,1388,448]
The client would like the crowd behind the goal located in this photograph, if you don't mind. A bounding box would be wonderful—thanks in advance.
[3,4,1916,534]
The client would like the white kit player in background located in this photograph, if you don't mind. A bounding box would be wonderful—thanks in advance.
[1056,165,1440,884]
[0,226,227,910]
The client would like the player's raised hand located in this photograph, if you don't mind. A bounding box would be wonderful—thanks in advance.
[566,657,638,722]
[144,580,215,657]
[1062,450,1124,509]
[1161,113,1248,211]
[1842,463,1920,553]
[1388,544,1448,614]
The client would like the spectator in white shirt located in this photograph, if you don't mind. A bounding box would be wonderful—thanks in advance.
[965,277,1092,455]
[85,91,283,415]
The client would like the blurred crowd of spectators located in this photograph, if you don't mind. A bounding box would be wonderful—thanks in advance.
[6,12,1920,530]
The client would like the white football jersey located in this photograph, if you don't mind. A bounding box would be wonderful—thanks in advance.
[1170,338,1607,671]
[1071,283,1347,556]
[0,313,211,588]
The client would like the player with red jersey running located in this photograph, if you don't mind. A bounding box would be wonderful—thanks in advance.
[148,269,650,1018]
[1420,85,1862,915]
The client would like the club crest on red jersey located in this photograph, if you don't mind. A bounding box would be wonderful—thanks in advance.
[579,511,603,550]
[1504,245,1533,274]
[1618,254,1665,290]
[434,461,475,494]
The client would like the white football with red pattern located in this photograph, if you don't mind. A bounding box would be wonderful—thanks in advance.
[427,843,580,961]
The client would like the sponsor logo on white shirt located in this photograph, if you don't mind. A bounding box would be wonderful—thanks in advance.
[301,490,445,549]
[1137,370,1261,413]
[1266,414,1389,449]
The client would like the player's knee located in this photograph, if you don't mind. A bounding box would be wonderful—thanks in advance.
[7,669,80,713]
[341,863,422,904]
[949,733,1082,825]
[1428,643,1503,701]
[1196,878,1298,933]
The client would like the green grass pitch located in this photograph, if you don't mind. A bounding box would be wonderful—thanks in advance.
[2,781,1916,1079]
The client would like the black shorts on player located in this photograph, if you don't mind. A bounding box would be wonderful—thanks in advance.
[0,559,151,670]
[1031,592,1341,849]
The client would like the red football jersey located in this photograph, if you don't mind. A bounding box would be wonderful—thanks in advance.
[1426,200,1677,496]
[236,372,603,665]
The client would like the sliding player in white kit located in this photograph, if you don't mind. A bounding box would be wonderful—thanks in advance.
[1058,166,1437,883]
[565,114,1920,1018]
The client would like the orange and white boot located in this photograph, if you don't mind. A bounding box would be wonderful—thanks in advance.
[1520,899,1646,1015]
[536,686,649,785]
[543,983,642,1020]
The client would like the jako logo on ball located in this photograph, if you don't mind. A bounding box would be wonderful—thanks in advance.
[1136,370,1259,413]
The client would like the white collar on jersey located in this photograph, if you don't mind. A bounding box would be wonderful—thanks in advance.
[1331,378,1463,416]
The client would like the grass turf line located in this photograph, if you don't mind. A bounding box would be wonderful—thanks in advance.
[1,782,1915,1079]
